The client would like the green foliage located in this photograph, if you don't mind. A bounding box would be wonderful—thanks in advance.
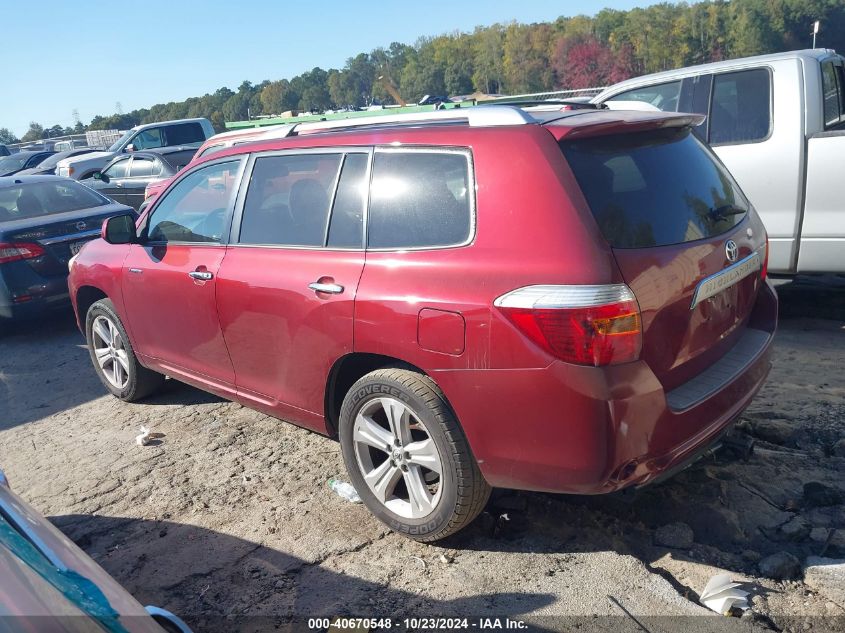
[20,122,44,143]
[8,0,845,136]
[0,128,19,144]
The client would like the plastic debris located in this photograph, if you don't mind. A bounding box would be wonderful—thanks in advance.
[439,553,453,564]
[135,426,152,446]
[328,478,361,503]
[699,573,750,615]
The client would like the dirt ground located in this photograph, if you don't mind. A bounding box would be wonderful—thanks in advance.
[1,279,844,633]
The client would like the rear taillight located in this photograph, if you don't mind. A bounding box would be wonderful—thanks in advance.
[760,237,769,281]
[495,284,642,366]
[0,242,45,265]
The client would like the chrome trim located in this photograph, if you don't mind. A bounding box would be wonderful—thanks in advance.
[40,228,101,246]
[690,251,761,310]
[494,284,636,309]
[188,271,213,281]
[309,281,344,294]
[144,606,194,633]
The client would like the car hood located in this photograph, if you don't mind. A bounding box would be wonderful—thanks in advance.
[56,151,115,167]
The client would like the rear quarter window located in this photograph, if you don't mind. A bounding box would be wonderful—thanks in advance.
[709,68,771,144]
[166,123,205,145]
[367,150,472,249]
[561,128,749,248]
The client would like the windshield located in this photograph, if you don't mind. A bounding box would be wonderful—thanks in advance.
[107,129,135,152]
[561,127,749,248]
[36,150,93,170]
[0,180,110,221]
[0,155,28,175]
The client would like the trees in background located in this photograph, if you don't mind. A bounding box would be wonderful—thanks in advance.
[8,0,845,136]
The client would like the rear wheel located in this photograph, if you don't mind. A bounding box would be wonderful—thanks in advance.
[339,368,490,541]
[85,299,164,401]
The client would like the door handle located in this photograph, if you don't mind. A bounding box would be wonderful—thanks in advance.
[189,271,213,281]
[309,281,344,294]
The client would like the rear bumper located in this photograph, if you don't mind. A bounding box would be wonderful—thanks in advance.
[434,280,778,494]
[0,267,70,320]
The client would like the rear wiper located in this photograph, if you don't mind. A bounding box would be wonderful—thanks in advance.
[709,204,746,220]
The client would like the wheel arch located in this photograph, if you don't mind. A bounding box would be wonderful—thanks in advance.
[74,285,109,327]
[325,353,436,438]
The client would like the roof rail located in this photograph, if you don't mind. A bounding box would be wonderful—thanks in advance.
[293,105,536,135]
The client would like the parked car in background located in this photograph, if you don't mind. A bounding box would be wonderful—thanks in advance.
[593,48,845,274]
[82,147,196,211]
[56,118,214,181]
[0,176,135,320]
[0,150,56,176]
[15,148,100,176]
[69,105,776,541]
[0,467,192,632]
[139,124,295,212]
[0,144,10,157]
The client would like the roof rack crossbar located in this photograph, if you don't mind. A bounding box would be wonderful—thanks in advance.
[293,105,536,135]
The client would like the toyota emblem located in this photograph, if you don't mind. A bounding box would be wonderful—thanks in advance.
[75,221,87,231]
[725,239,739,263]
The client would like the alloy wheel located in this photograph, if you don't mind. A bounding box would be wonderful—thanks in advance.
[352,396,443,519]
[91,315,130,390]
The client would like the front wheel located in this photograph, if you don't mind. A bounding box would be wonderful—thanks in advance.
[85,299,164,401]
[339,368,491,542]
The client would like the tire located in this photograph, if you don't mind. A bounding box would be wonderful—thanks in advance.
[339,368,491,542]
[85,299,164,401]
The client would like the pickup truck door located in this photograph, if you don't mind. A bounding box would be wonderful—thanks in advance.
[692,61,804,274]
[797,58,845,273]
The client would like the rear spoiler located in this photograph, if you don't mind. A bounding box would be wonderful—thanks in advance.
[545,110,706,141]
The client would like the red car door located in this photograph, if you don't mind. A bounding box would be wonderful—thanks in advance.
[122,158,246,396]
[216,150,369,431]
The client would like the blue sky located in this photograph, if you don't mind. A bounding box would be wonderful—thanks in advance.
[4,0,659,137]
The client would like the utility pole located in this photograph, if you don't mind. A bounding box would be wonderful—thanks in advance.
[812,20,820,49]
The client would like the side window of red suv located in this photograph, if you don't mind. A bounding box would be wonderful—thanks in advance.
[146,159,242,244]
[238,152,369,248]
[368,149,473,249]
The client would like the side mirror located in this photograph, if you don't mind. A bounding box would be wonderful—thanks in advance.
[93,171,109,182]
[125,144,135,153]
[102,214,137,245]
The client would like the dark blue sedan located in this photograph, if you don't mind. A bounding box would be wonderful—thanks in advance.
[0,176,135,321]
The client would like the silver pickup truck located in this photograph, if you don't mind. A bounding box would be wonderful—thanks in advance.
[592,49,845,275]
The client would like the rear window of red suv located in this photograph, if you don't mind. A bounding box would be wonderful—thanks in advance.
[560,127,748,248]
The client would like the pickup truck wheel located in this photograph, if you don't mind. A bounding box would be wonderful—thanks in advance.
[85,299,164,401]
[339,368,490,542]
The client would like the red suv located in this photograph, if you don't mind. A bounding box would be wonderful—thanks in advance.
[68,105,777,541]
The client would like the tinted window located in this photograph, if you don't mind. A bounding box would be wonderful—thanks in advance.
[607,81,681,112]
[103,157,129,178]
[327,154,368,248]
[368,151,471,249]
[129,157,155,177]
[239,154,342,247]
[561,128,748,248]
[166,123,205,145]
[147,160,240,243]
[132,128,163,150]
[709,69,771,144]
[821,61,844,128]
[0,181,108,221]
